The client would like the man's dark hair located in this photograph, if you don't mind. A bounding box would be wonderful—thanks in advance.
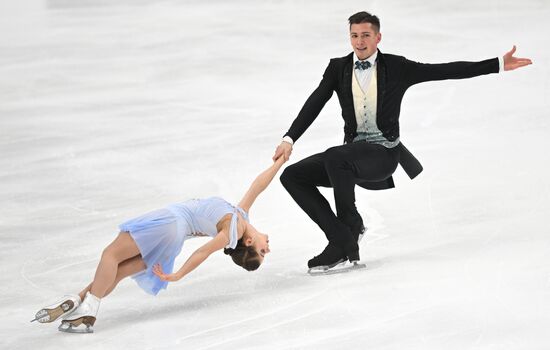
[348,11,380,32]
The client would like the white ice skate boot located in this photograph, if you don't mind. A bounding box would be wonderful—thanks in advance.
[58,292,100,334]
[31,294,81,323]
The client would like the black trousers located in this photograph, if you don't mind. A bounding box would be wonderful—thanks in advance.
[280,141,399,250]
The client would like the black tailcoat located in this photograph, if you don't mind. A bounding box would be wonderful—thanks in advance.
[284,50,499,190]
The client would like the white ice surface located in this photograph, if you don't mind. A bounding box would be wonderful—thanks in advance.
[1,1,549,349]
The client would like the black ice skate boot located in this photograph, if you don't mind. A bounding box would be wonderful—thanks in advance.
[343,240,360,264]
[307,244,346,272]
[31,295,81,323]
[352,224,367,244]
[58,292,100,333]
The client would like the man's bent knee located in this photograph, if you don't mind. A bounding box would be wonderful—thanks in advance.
[280,165,298,188]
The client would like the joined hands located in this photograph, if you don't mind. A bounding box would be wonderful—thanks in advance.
[272,141,293,162]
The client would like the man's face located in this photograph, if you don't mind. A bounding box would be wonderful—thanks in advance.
[350,22,381,60]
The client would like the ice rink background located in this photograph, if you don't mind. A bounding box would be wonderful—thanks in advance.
[1,0,549,349]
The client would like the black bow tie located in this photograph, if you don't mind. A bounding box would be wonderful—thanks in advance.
[355,60,371,70]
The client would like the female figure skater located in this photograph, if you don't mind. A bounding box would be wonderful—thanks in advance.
[32,156,287,333]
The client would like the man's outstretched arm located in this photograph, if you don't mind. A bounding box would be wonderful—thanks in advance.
[404,45,532,86]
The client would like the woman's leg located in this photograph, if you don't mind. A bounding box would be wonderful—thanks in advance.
[103,255,146,297]
[85,232,142,298]
[78,283,92,301]
[77,254,146,300]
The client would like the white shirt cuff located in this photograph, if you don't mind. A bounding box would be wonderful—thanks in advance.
[282,136,294,145]
[498,56,504,73]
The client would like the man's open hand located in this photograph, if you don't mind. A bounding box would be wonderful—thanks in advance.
[503,45,532,71]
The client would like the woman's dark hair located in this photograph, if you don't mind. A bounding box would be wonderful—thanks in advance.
[348,11,380,32]
[224,239,261,271]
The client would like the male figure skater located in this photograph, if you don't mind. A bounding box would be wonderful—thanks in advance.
[273,11,532,271]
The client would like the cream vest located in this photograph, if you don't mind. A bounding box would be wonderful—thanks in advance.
[352,66,378,134]
[352,66,399,147]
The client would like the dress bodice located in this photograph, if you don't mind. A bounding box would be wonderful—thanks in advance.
[166,196,249,248]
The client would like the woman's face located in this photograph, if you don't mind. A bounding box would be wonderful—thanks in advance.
[253,232,270,261]
[245,223,270,263]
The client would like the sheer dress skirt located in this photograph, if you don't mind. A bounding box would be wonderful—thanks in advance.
[118,206,189,295]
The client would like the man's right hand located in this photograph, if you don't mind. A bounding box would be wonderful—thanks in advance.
[273,141,293,161]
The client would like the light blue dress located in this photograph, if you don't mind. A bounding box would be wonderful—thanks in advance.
[118,196,249,295]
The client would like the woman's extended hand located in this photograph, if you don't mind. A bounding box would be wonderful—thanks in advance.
[153,263,180,282]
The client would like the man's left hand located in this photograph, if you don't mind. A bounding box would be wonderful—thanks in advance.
[503,45,532,71]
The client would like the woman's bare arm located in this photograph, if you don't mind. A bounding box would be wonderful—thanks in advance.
[153,231,229,281]
[238,156,286,213]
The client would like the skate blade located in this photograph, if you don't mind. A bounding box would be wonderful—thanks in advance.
[58,322,94,334]
[308,260,347,275]
[307,258,346,274]
[31,300,75,323]
[308,261,366,276]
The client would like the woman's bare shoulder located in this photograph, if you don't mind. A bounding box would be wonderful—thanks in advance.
[216,212,247,236]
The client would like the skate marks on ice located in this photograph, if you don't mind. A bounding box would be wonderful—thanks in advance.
[174,279,448,350]
[21,256,97,292]
[272,302,454,350]
[24,257,98,279]
[170,289,333,350]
